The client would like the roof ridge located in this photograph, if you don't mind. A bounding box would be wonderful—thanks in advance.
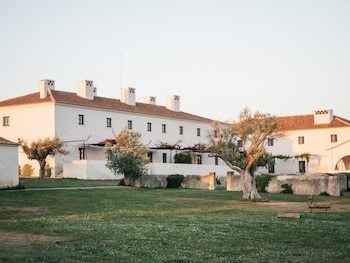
[334,115,350,126]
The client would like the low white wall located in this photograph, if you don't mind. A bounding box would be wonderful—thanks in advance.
[147,163,234,176]
[63,160,122,180]
[0,144,19,188]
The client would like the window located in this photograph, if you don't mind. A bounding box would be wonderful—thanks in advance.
[147,122,152,132]
[299,161,306,173]
[107,118,112,128]
[162,153,167,163]
[179,126,184,135]
[128,120,133,130]
[267,138,274,146]
[147,152,153,163]
[2,116,9,127]
[79,148,86,160]
[298,136,304,144]
[215,156,219,165]
[162,124,166,133]
[197,128,201,137]
[197,155,202,165]
[78,114,84,125]
[331,134,337,143]
[268,164,275,174]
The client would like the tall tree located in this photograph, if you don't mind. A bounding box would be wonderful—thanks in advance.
[208,108,282,200]
[106,128,149,184]
[18,137,67,179]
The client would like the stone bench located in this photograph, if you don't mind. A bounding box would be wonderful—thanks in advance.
[308,203,331,214]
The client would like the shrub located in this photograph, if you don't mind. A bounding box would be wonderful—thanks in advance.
[118,179,125,186]
[281,183,293,194]
[45,164,52,177]
[167,174,184,188]
[256,174,274,193]
[320,192,330,196]
[174,152,192,164]
[21,164,34,177]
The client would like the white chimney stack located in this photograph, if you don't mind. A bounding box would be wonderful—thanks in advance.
[142,96,156,105]
[120,86,136,106]
[166,95,180,112]
[314,109,334,124]
[39,79,55,99]
[77,80,96,100]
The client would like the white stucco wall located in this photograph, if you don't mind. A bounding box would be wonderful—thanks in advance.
[0,144,19,188]
[0,103,56,176]
[63,160,122,180]
[268,127,350,174]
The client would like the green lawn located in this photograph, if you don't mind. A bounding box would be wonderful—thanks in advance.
[0,181,349,262]
[19,178,122,188]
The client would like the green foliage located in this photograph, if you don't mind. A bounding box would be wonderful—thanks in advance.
[21,163,34,176]
[45,164,52,177]
[166,174,184,188]
[106,128,149,178]
[256,174,274,193]
[320,192,330,196]
[273,154,293,161]
[174,152,192,164]
[281,183,293,194]
[18,165,21,176]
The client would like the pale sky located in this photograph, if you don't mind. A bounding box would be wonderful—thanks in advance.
[1,0,350,121]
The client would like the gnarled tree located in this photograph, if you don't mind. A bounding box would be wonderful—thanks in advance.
[18,137,67,179]
[208,108,282,200]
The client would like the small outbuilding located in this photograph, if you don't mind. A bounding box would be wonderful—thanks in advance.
[0,137,19,189]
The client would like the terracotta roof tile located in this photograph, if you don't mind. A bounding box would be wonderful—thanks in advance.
[0,90,213,123]
[276,114,350,131]
[0,137,17,145]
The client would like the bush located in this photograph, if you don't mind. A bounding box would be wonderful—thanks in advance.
[281,183,293,194]
[167,174,184,188]
[45,164,52,177]
[21,164,34,177]
[320,192,330,196]
[256,174,274,193]
[174,152,192,164]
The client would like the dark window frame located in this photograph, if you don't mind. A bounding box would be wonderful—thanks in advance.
[197,128,201,137]
[162,153,167,163]
[298,136,304,144]
[128,120,133,130]
[107,118,112,128]
[2,116,9,127]
[147,122,152,132]
[162,124,166,133]
[179,126,184,135]
[78,114,84,125]
[267,138,274,146]
[331,134,337,143]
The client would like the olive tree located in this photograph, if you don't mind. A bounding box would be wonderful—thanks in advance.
[106,128,149,184]
[208,108,282,200]
[18,137,67,179]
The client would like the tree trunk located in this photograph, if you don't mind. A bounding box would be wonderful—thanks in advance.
[241,169,262,200]
[39,161,46,180]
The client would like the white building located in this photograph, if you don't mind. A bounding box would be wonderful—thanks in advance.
[0,137,19,188]
[0,79,227,177]
[267,109,350,174]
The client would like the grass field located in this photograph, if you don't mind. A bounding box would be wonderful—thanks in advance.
[0,179,349,262]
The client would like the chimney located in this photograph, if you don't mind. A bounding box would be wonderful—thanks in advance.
[166,95,180,112]
[142,96,156,105]
[314,109,334,124]
[39,79,55,99]
[77,80,96,100]
[120,86,136,106]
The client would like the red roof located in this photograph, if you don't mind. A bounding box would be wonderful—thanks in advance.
[0,90,213,123]
[0,137,17,145]
[276,114,350,131]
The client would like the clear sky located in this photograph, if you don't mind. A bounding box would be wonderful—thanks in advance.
[1,0,349,121]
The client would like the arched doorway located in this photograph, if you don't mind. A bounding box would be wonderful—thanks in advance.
[335,155,350,171]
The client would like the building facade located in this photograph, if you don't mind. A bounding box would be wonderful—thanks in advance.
[268,110,350,174]
[0,79,225,176]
